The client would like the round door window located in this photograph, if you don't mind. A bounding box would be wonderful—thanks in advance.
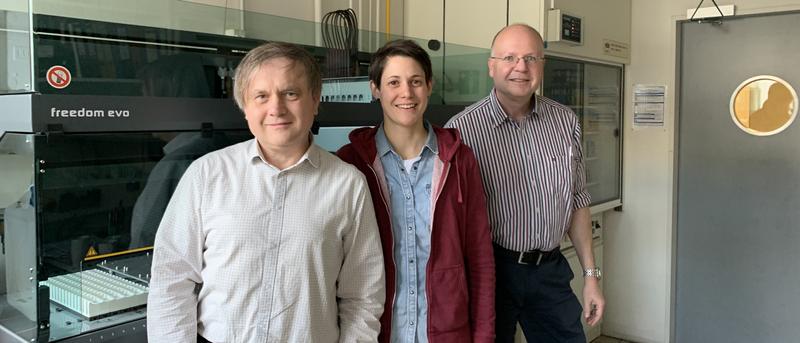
[730,75,797,136]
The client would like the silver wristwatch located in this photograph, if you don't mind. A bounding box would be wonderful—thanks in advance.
[583,267,602,280]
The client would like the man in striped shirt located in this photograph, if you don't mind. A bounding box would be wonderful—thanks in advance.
[445,24,605,342]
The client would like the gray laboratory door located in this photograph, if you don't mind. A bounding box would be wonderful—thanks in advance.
[674,12,800,343]
[676,11,800,342]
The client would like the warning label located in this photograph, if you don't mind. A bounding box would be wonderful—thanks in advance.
[85,246,98,258]
[47,65,72,89]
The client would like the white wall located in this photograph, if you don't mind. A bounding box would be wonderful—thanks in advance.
[604,1,800,342]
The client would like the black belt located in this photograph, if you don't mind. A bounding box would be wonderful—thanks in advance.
[493,244,561,266]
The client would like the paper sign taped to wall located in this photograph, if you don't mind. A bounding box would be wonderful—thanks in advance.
[633,84,666,128]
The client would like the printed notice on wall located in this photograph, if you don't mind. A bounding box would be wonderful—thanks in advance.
[633,84,666,128]
[603,39,629,59]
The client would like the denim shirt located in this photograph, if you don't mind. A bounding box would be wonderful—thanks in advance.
[376,123,437,343]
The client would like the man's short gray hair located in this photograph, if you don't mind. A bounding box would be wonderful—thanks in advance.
[233,42,322,110]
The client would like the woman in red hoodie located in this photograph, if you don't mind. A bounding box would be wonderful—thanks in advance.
[337,39,495,343]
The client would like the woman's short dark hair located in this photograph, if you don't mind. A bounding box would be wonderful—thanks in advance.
[368,39,432,89]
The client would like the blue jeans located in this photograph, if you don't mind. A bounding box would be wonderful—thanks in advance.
[494,246,585,343]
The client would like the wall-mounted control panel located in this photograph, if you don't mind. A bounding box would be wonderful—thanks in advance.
[547,9,583,45]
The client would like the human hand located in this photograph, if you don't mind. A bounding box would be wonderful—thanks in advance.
[583,279,605,326]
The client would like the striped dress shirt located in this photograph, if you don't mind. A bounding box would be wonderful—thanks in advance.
[445,89,591,252]
[147,139,385,343]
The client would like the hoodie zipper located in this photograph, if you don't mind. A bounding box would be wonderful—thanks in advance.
[365,161,397,337]
[424,159,450,334]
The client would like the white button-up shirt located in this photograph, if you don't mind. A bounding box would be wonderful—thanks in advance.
[147,139,385,342]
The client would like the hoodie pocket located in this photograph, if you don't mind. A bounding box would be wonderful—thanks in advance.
[428,264,469,332]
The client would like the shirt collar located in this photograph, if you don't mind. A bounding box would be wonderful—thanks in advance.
[375,126,393,158]
[247,137,320,170]
[375,121,439,158]
[488,88,540,127]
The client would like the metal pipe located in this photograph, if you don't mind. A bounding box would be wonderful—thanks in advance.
[385,0,390,40]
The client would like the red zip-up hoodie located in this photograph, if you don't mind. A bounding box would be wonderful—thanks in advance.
[337,126,495,343]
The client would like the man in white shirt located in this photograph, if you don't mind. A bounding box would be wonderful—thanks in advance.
[147,42,385,343]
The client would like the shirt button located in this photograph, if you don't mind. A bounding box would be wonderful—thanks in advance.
[407,226,413,231]
[409,259,414,263]
[410,290,415,294]
[406,195,411,199]
[410,321,415,326]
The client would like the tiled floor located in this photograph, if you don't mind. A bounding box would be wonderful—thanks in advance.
[591,335,635,343]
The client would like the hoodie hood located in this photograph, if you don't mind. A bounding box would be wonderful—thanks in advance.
[348,124,465,204]
[347,125,463,164]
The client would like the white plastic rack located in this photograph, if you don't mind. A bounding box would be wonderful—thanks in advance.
[40,269,148,319]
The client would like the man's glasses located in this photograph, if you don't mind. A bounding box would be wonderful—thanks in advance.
[489,55,546,65]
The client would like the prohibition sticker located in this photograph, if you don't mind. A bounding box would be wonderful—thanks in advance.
[47,65,72,89]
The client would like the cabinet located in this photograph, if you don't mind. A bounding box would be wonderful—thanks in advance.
[543,55,622,207]
[443,0,506,49]
[404,0,630,64]
[404,0,546,47]
[404,0,507,48]
[404,0,505,105]
[583,64,622,205]
[508,0,545,32]
[403,0,444,42]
